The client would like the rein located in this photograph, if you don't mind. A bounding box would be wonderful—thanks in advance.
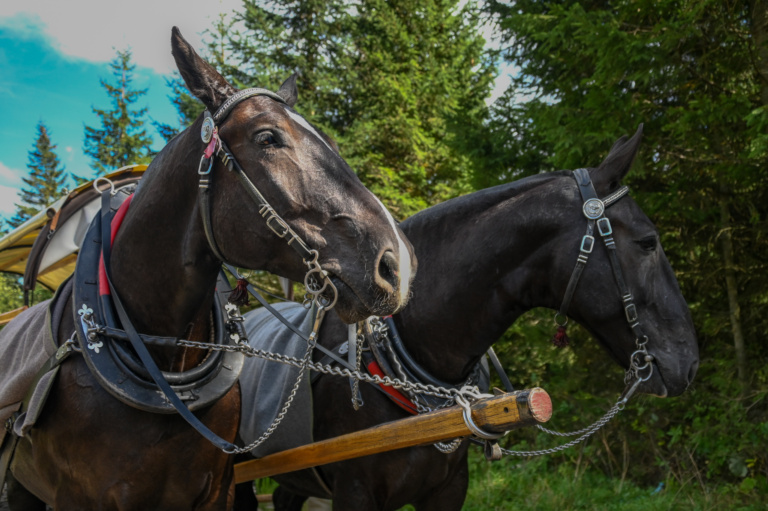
[495,168,654,457]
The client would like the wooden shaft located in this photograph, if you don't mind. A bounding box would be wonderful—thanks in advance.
[234,388,551,484]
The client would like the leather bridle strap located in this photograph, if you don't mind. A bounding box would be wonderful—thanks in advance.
[557,169,646,341]
[197,88,315,265]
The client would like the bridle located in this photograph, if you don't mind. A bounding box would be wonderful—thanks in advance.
[197,88,337,308]
[92,88,344,453]
[555,168,654,386]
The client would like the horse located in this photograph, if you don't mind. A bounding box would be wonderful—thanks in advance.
[235,125,699,510]
[1,27,417,511]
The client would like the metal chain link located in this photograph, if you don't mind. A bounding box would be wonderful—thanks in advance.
[176,338,487,403]
[501,401,624,457]
[223,332,315,454]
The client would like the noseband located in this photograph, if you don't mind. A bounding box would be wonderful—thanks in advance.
[556,168,653,381]
[197,88,336,306]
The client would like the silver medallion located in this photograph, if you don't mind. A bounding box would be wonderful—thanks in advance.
[201,112,215,143]
[582,198,605,219]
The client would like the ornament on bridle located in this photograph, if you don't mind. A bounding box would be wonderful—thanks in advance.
[582,198,605,219]
[201,111,215,143]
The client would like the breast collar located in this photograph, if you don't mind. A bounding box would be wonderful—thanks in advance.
[72,186,246,414]
[314,317,490,415]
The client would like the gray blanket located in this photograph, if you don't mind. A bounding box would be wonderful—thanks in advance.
[238,302,316,458]
[0,300,57,447]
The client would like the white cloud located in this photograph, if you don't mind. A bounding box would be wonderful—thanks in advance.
[0,0,241,75]
[0,162,23,187]
[0,184,20,217]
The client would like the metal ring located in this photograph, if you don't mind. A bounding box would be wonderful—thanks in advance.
[304,268,330,296]
[93,177,116,196]
[554,312,568,327]
[455,395,505,440]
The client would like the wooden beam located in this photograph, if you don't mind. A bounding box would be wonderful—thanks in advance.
[234,388,551,483]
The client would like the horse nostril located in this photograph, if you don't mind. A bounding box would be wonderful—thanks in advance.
[377,250,400,291]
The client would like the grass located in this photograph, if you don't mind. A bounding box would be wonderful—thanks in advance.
[456,450,766,511]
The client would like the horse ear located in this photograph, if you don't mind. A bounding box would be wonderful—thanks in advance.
[592,124,643,193]
[277,73,299,107]
[171,27,235,113]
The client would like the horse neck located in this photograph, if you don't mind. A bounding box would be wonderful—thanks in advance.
[394,173,569,383]
[109,125,221,366]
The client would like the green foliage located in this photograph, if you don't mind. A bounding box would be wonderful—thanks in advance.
[7,121,67,229]
[83,49,153,174]
[0,274,24,314]
[484,0,768,496]
[212,0,495,218]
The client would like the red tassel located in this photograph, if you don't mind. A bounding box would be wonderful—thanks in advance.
[552,325,570,348]
[228,278,250,307]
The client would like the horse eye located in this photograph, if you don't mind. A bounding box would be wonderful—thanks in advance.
[636,236,657,252]
[255,132,277,146]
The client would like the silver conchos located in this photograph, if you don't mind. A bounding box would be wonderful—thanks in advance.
[582,198,605,219]
[201,111,215,143]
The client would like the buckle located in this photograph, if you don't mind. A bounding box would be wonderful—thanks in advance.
[580,235,595,254]
[625,303,638,323]
[597,217,613,236]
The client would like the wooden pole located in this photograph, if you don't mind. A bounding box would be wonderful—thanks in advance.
[234,388,551,484]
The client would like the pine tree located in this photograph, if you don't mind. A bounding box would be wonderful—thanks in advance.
[8,121,67,229]
[215,0,495,218]
[487,0,768,485]
[83,49,153,174]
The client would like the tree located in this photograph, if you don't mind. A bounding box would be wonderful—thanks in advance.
[217,0,495,218]
[83,49,153,174]
[8,121,67,229]
[487,0,768,484]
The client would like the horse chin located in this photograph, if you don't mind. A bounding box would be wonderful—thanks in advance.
[637,365,669,398]
[326,275,373,324]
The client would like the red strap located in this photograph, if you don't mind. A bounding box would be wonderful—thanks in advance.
[98,194,134,296]
[366,361,418,415]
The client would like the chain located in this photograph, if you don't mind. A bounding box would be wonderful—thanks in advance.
[223,330,316,454]
[351,327,364,410]
[501,400,624,457]
[176,338,486,403]
[498,336,653,458]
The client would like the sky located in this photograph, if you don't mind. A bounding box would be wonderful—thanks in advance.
[0,0,512,222]
[0,0,242,220]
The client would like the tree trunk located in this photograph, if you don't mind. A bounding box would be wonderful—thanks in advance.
[752,0,768,105]
[719,196,748,397]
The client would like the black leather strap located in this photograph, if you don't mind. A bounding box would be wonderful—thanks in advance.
[100,192,237,452]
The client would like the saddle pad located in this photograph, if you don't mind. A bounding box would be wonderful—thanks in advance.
[238,302,315,458]
[0,305,55,448]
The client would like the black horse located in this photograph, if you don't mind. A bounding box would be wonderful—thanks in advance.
[1,28,416,510]
[236,126,698,510]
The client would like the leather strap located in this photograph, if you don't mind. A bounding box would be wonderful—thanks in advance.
[100,191,237,452]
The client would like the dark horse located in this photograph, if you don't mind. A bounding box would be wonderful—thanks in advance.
[237,126,698,510]
[2,28,416,510]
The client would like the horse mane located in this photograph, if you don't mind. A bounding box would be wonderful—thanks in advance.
[402,170,570,232]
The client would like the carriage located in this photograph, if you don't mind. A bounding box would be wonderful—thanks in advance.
[0,27,696,511]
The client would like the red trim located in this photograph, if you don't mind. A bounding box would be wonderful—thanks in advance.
[98,194,134,296]
[366,361,418,415]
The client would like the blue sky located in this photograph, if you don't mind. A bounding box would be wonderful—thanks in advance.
[0,0,241,220]
[0,0,512,222]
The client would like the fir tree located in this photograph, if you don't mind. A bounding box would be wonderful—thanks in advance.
[214,0,494,218]
[8,121,67,229]
[83,49,153,174]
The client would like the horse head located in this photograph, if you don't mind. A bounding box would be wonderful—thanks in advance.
[168,28,416,323]
[551,125,698,397]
